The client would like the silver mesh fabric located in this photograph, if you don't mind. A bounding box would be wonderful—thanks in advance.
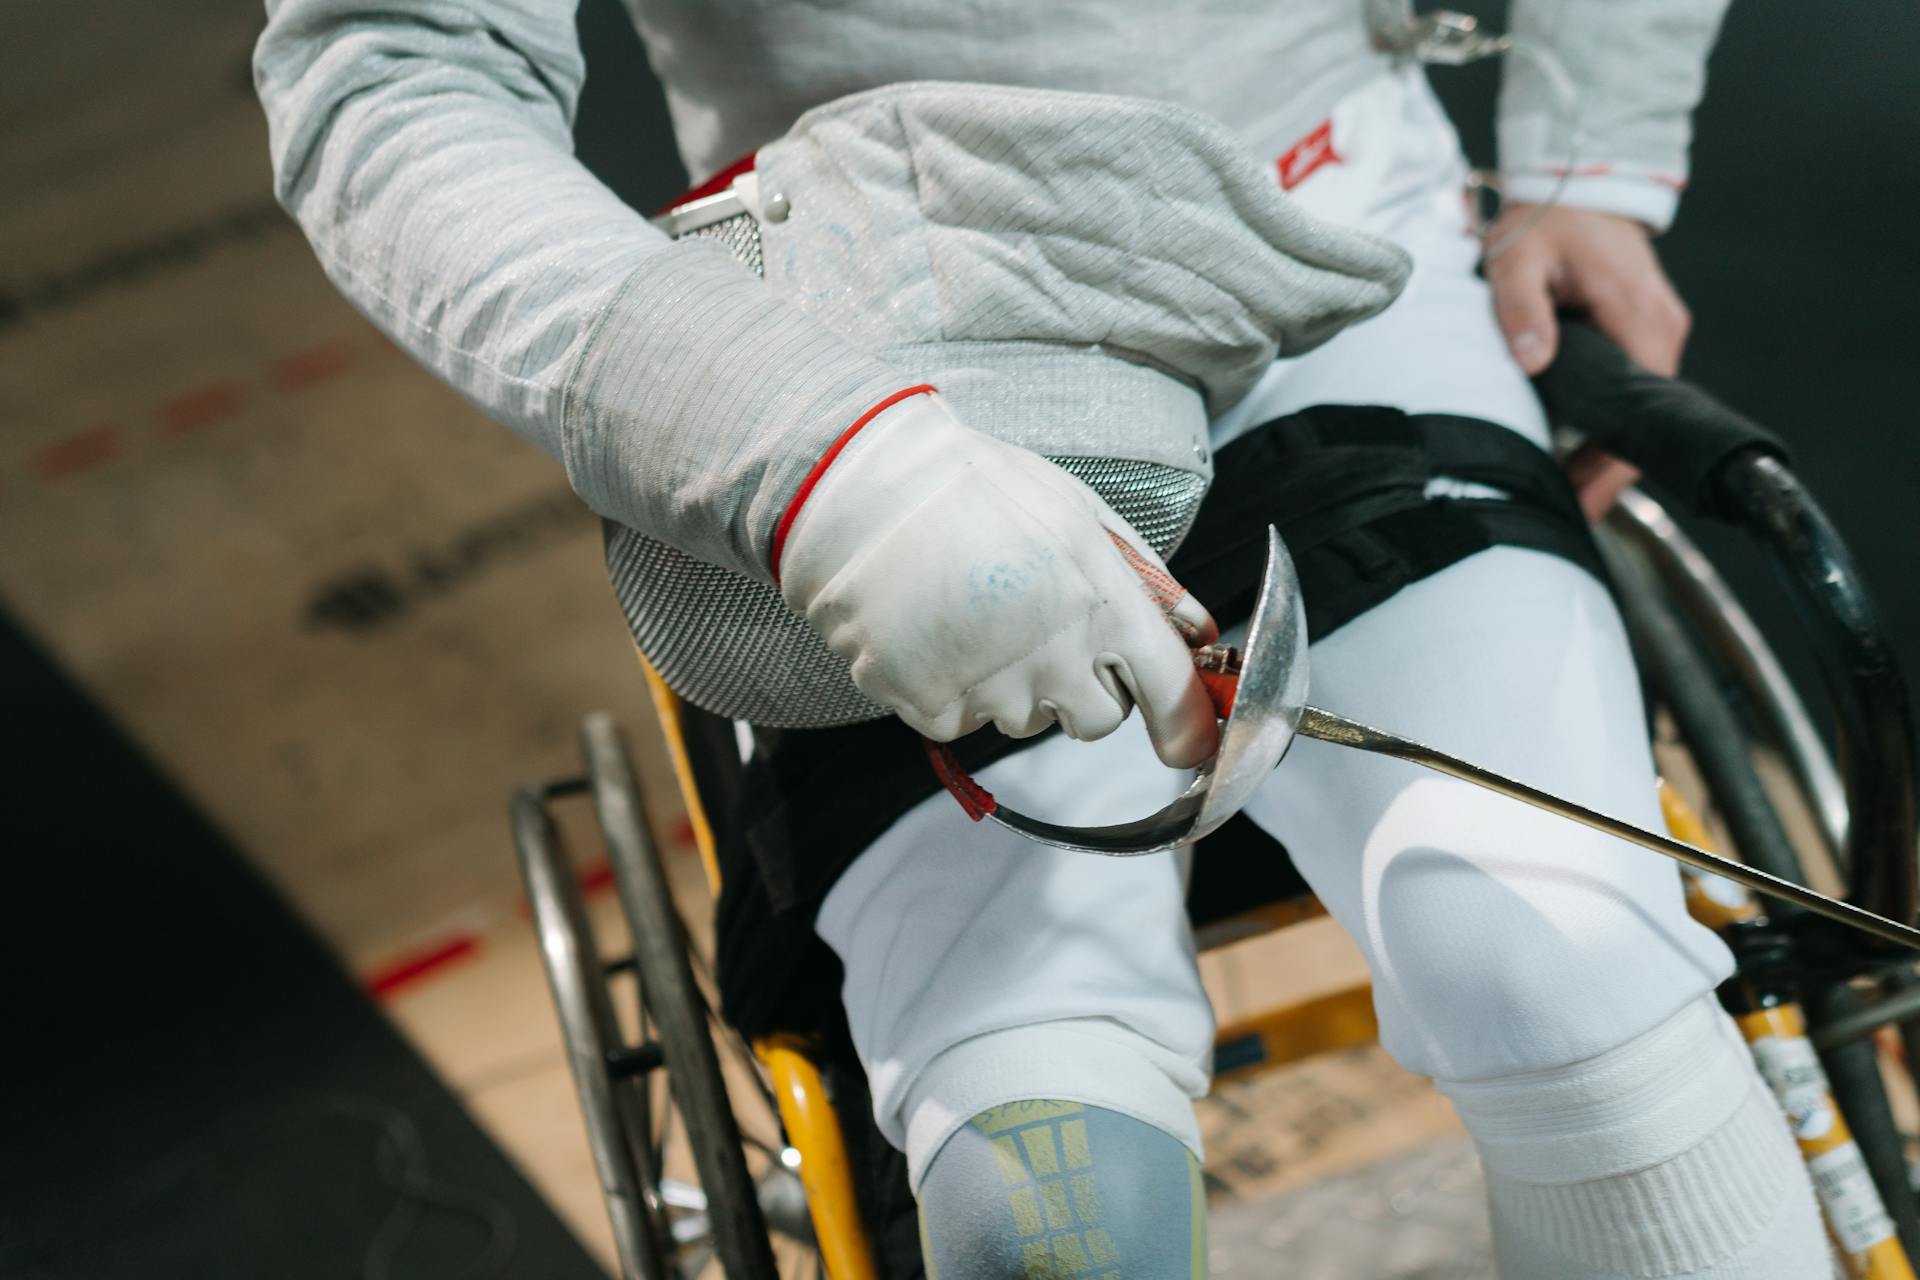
[682,210,764,278]
[1049,455,1207,550]
[608,189,1210,726]
[605,520,889,726]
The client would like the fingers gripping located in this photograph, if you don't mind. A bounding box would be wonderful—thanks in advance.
[919,509,1223,821]
[1103,529,1217,647]
[780,389,1223,780]
[1094,520,1220,768]
[918,490,1219,766]
[1487,238,1559,375]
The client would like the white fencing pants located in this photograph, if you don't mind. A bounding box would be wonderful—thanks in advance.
[819,537,1733,1190]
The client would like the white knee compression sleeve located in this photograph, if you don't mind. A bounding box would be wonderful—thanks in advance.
[1441,998,1829,1278]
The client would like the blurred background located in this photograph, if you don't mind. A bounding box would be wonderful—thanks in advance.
[2,1,1914,1276]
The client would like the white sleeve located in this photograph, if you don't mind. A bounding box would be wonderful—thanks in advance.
[254,0,908,580]
[1499,0,1732,232]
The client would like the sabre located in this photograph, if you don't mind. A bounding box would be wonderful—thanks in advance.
[926,528,1920,951]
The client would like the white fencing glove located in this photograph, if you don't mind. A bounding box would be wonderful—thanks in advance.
[776,391,1220,768]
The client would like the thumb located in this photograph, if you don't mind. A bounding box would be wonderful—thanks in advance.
[1488,248,1560,376]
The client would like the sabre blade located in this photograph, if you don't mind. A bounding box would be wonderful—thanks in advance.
[1295,707,1920,951]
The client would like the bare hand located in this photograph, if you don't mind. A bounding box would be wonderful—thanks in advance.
[1485,203,1692,519]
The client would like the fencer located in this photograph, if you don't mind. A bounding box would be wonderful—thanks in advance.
[255,1,1829,1274]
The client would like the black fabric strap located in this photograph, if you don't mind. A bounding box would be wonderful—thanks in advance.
[712,406,1607,1039]
[1173,405,1605,638]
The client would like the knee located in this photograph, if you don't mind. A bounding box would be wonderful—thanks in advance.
[917,1101,1205,1279]
[1375,841,1634,1014]
[1364,792,1729,1077]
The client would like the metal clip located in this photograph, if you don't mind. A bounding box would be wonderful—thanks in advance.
[1410,11,1514,65]
[1369,3,1514,67]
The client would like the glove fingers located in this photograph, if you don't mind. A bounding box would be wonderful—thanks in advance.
[1099,627,1220,770]
[1088,509,1219,647]
[1041,675,1130,744]
[1161,587,1219,649]
[1071,485,1219,768]
[892,700,969,745]
[970,632,1132,743]
[980,695,1055,741]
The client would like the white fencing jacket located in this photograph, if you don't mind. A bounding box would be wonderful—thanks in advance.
[254,0,1728,583]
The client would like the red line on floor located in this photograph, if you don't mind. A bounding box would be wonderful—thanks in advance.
[579,860,617,897]
[158,382,246,435]
[270,338,356,393]
[365,933,480,999]
[33,425,125,479]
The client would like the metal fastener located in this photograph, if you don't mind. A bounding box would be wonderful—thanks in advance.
[764,193,791,223]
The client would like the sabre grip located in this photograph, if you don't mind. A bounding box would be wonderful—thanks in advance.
[1192,644,1242,720]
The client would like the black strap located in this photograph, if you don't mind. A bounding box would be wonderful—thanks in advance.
[1174,405,1606,641]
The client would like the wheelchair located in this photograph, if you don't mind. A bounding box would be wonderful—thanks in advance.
[512,324,1920,1278]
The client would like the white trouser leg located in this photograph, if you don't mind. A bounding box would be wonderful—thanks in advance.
[1221,66,1735,1082]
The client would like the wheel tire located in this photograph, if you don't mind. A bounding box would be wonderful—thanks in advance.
[581,712,780,1280]
[512,786,676,1280]
[1601,520,1920,1251]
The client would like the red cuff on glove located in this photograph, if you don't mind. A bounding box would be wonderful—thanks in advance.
[770,383,937,584]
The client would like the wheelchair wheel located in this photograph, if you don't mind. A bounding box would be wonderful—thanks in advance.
[1599,498,1920,1256]
[513,714,803,1279]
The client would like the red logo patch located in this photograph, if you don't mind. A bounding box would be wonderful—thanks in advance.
[1278,119,1341,192]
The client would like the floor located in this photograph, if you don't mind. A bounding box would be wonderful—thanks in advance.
[5,0,1915,1276]
[0,610,607,1280]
